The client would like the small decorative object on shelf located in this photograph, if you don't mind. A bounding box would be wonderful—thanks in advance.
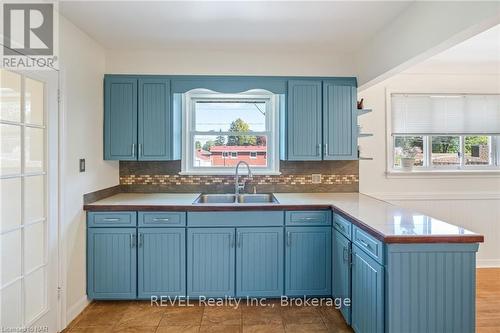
[357,98,364,110]
[400,146,421,171]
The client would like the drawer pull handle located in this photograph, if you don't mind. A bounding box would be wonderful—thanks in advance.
[132,144,135,157]
[342,247,349,262]
[300,217,319,221]
[359,239,371,248]
[103,218,120,222]
[138,233,143,248]
[287,232,292,246]
[153,218,170,222]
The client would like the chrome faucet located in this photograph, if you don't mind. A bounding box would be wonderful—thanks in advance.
[234,161,253,195]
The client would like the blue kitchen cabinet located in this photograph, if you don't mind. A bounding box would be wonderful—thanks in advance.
[87,228,137,299]
[351,244,384,333]
[137,227,186,299]
[236,227,284,297]
[285,226,331,296]
[187,228,236,298]
[138,78,173,160]
[286,80,323,160]
[104,77,138,160]
[332,228,352,324]
[323,80,357,160]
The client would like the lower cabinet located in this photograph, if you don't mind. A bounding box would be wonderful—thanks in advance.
[285,226,332,296]
[138,227,186,298]
[87,228,137,299]
[351,244,384,333]
[187,228,236,297]
[332,228,351,324]
[236,227,284,297]
[187,227,284,298]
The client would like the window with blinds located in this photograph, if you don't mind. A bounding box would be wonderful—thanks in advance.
[390,93,500,171]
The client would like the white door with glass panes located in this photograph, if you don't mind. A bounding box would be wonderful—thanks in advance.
[0,69,59,332]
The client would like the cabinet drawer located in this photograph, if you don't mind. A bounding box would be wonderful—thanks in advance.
[188,211,284,227]
[285,211,331,226]
[333,214,351,240]
[88,212,136,227]
[352,225,383,264]
[139,212,186,227]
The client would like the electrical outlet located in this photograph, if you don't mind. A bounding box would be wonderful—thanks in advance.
[311,174,322,184]
[79,159,86,172]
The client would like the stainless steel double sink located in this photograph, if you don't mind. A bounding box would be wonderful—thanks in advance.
[193,193,279,204]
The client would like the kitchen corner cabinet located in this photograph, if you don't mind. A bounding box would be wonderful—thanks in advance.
[286,79,358,161]
[332,228,352,324]
[104,76,178,161]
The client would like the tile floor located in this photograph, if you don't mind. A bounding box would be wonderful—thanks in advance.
[65,299,353,333]
[65,268,500,333]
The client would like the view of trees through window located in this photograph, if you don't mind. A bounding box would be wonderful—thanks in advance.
[394,135,492,168]
[192,100,270,168]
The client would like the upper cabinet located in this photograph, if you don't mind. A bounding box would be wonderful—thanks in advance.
[287,80,323,161]
[104,77,138,160]
[323,80,357,160]
[286,78,358,161]
[104,76,179,161]
[103,75,358,161]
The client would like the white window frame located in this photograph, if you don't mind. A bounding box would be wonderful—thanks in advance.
[181,89,280,175]
[386,90,500,175]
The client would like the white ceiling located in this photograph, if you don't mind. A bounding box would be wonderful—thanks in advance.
[405,24,500,74]
[59,1,413,52]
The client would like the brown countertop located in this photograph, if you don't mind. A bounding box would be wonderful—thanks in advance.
[84,192,484,244]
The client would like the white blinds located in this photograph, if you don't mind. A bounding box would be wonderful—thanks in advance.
[391,94,500,135]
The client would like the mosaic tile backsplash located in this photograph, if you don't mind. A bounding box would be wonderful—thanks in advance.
[120,160,359,193]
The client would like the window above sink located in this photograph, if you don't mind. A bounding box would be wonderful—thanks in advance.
[181,89,281,175]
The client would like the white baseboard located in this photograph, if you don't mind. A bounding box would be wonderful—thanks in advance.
[477,259,500,268]
[66,295,90,327]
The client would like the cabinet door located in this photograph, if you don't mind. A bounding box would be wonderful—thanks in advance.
[351,244,384,333]
[332,229,351,325]
[104,77,138,160]
[138,228,185,299]
[285,227,331,296]
[138,78,172,160]
[187,228,235,297]
[236,227,284,297]
[287,80,322,160]
[87,228,137,299]
[323,81,357,160]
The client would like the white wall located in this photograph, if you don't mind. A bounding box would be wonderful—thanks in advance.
[59,15,119,325]
[358,72,500,266]
[105,49,355,76]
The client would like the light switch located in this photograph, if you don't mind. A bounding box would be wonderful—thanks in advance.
[79,159,85,172]
[311,174,322,184]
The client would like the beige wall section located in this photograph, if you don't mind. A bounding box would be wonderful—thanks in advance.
[59,15,120,325]
[358,73,500,266]
[105,49,355,76]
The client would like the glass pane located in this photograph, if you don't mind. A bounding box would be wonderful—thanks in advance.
[25,221,45,272]
[431,136,460,166]
[465,136,490,166]
[0,280,23,327]
[194,101,266,132]
[24,175,45,223]
[25,267,46,323]
[194,135,267,168]
[25,78,44,126]
[25,126,44,173]
[0,177,21,232]
[0,123,21,175]
[393,136,424,167]
[0,69,21,122]
[1,229,22,287]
